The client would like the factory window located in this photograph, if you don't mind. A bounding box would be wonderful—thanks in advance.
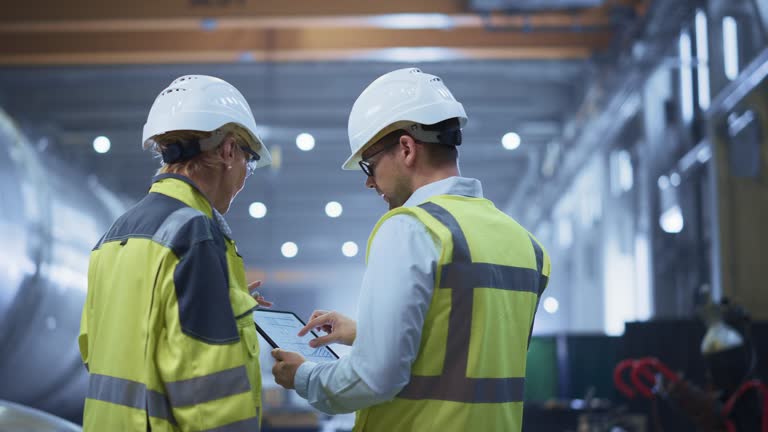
[695,9,710,110]
[723,16,740,80]
[679,30,694,124]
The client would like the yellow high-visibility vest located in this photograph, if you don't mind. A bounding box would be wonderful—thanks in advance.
[79,174,262,432]
[355,194,550,432]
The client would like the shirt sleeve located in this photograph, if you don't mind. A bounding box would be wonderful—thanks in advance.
[294,214,438,414]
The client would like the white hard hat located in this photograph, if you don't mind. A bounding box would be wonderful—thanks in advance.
[343,68,467,170]
[142,75,271,168]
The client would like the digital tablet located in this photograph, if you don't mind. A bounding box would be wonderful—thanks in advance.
[253,309,339,363]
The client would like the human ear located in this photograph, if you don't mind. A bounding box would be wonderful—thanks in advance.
[401,135,418,168]
[218,136,238,164]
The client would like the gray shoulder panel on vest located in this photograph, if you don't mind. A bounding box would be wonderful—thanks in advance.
[152,207,212,253]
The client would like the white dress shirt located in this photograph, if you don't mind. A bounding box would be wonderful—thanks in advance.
[294,176,483,414]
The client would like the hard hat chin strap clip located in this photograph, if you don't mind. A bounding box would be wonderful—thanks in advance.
[161,140,202,164]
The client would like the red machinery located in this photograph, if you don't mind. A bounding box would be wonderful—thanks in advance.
[614,357,768,432]
[721,380,768,432]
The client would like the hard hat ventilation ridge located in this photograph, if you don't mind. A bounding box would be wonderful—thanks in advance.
[172,76,199,85]
[160,88,187,97]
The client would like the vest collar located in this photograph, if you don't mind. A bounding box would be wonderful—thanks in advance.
[403,176,483,208]
[149,173,233,239]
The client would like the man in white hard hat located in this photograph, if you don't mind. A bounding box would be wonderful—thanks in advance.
[79,75,272,431]
[272,68,551,431]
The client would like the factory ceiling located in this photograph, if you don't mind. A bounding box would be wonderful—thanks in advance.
[0,0,649,275]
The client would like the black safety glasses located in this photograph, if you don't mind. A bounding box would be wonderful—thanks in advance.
[358,141,397,177]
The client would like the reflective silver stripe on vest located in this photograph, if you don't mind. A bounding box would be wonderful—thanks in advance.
[398,202,540,403]
[419,202,471,262]
[165,366,251,408]
[87,374,176,424]
[442,262,539,294]
[204,416,260,432]
[146,387,176,424]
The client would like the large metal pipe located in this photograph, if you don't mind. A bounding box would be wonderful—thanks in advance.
[0,108,121,423]
[0,400,81,431]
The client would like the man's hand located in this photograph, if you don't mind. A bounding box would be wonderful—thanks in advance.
[248,280,273,308]
[271,349,305,390]
[298,310,357,347]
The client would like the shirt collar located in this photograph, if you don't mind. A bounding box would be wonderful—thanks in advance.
[211,209,233,239]
[150,173,233,239]
[402,176,484,208]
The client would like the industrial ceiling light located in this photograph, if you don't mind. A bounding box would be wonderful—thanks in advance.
[281,242,298,258]
[342,241,359,257]
[658,175,670,190]
[543,297,559,314]
[660,204,684,234]
[248,202,267,219]
[325,201,343,218]
[502,132,521,150]
[368,14,454,30]
[296,133,315,151]
[670,172,681,187]
[93,136,111,154]
[659,171,684,234]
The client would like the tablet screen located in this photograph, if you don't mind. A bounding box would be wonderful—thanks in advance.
[253,309,339,363]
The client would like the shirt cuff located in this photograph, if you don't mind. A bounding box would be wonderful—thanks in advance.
[294,361,317,399]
